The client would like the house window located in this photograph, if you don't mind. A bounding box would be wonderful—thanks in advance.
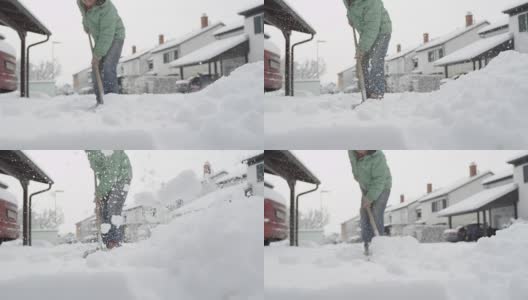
[173,50,179,61]
[163,53,171,64]
[416,209,422,219]
[442,199,447,209]
[524,165,528,183]
[438,48,444,59]
[432,201,437,212]
[413,57,418,69]
[148,61,154,70]
[6,209,16,221]
[254,14,263,34]
[519,13,528,33]
[428,51,435,62]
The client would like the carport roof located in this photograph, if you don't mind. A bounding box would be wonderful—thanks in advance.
[0,0,51,35]
[265,0,316,35]
[0,151,53,184]
[265,150,320,185]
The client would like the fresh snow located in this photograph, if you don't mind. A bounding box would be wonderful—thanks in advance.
[214,20,245,36]
[435,32,513,66]
[0,188,17,205]
[265,51,528,149]
[265,222,528,300]
[264,38,281,54]
[0,39,16,57]
[0,62,263,149]
[477,16,509,35]
[0,184,262,300]
[503,0,528,13]
[415,21,489,52]
[419,171,492,203]
[170,34,249,67]
[482,168,514,185]
[150,22,224,54]
[437,183,518,217]
[264,186,287,206]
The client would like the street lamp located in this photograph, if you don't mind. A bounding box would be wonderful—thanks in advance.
[316,40,327,79]
[51,41,62,80]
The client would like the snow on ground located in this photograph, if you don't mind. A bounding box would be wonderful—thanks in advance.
[265,222,528,300]
[265,51,528,149]
[0,62,263,149]
[0,184,263,300]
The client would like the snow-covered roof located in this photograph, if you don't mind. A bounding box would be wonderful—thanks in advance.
[503,1,528,14]
[0,188,17,205]
[434,32,513,66]
[151,22,224,54]
[238,0,264,15]
[416,20,489,52]
[482,169,514,185]
[214,20,244,36]
[386,198,419,212]
[170,34,248,68]
[0,39,16,57]
[264,38,280,54]
[386,45,420,62]
[478,16,509,35]
[420,171,493,202]
[507,151,528,166]
[265,186,287,206]
[437,183,518,217]
[121,48,151,63]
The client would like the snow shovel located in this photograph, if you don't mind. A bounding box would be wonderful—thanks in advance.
[88,33,104,106]
[351,27,368,110]
[365,205,380,237]
[83,172,104,258]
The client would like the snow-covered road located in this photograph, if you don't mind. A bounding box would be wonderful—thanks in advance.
[265,51,528,149]
[265,223,528,300]
[0,63,263,149]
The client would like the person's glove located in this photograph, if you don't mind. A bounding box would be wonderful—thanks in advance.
[361,195,372,209]
[92,55,100,66]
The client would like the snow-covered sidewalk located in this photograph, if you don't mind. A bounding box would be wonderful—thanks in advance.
[0,185,263,300]
[0,62,263,149]
[265,223,528,300]
[265,51,528,149]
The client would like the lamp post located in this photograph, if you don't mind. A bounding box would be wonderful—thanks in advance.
[316,40,327,79]
[51,41,61,80]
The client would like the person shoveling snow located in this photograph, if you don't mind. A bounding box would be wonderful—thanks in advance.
[343,0,392,100]
[77,0,125,105]
[348,150,391,256]
[86,150,132,250]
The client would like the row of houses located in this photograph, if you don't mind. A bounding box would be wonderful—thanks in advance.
[338,1,528,92]
[341,152,528,243]
[73,3,264,94]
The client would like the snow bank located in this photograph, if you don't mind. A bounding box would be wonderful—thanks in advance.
[0,62,263,149]
[265,222,528,300]
[265,51,528,149]
[0,184,263,300]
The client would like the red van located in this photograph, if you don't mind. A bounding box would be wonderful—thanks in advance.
[264,185,288,246]
[264,39,282,92]
[0,188,19,245]
[0,34,17,93]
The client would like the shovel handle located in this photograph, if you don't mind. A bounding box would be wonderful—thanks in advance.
[87,33,105,104]
[366,205,380,237]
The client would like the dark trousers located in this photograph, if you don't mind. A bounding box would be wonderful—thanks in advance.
[360,189,390,244]
[360,34,391,97]
[92,38,124,100]
[101,179,130,244]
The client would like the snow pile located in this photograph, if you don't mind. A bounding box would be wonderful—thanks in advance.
[265,222,528,300]
[0,184,263,300]
[0,62,263,149]
[265,51,528,149]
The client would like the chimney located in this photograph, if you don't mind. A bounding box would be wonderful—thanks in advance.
[469,162,477,177]
[132,45,137,54]
[400,194,405,203]
[423,33,430,44]
[159,34,165,45]
[201,13,209,29]
[466,12,474,27]
[397,44,402,53]
[427,183,433,194]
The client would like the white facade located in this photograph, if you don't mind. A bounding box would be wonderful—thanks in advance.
[337,66,357,92]
[120,50,152,77]
[242,11,264,63]
[385,47,418,75]
[341,216,360,242]
[511,158,528,219]
[507,8,528,53]
[415,21,489,76]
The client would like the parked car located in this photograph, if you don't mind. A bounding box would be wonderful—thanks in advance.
[0,33,17,93]
[175,74,218,93]
[264,39,282,92]
[264,186,288,246]
[0,187,19,245]
[443,223,496,242]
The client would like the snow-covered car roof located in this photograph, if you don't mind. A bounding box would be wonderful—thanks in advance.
[0,188,17,205]
[264,38,280,54]
[434,32,513,66]
[416,20,489,52]
[0,39,16,57]
[265,186,287,206]
[437,183,518,217]
[419,171,493,202]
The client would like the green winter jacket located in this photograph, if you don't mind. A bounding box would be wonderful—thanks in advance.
[348,150,392,203]
[343,0,392,53]
[77,0,125,59]
[86,150,133,198]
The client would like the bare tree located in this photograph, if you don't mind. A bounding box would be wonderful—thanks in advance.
[16,59,62,81]
[298,208,330,230]
[280,58,327,80]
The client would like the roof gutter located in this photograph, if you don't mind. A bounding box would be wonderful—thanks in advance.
[294,183,320,246]
[26,34,50,97]
[28,182,53,246]
[290,34,315,96]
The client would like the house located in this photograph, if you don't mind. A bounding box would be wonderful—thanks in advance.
[238,1,264,63]
[417,163,493,226]
[72,66,92,94]
[437,152,528,230]
[385,44,419,75]
[434,16,514,78]
[414,12,489,77]
[122,205,160,242]
[384,194,421,235]
[503,1,528,53]
[336,65,357,93]
[75,215,96,242]
[340,215,360,242]
[119,46,152,78]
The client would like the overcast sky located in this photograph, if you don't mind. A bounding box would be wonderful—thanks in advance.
[266,150,524,234]
[266,0,522,83]
[0,0,254,85]
[0,150,256,234]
